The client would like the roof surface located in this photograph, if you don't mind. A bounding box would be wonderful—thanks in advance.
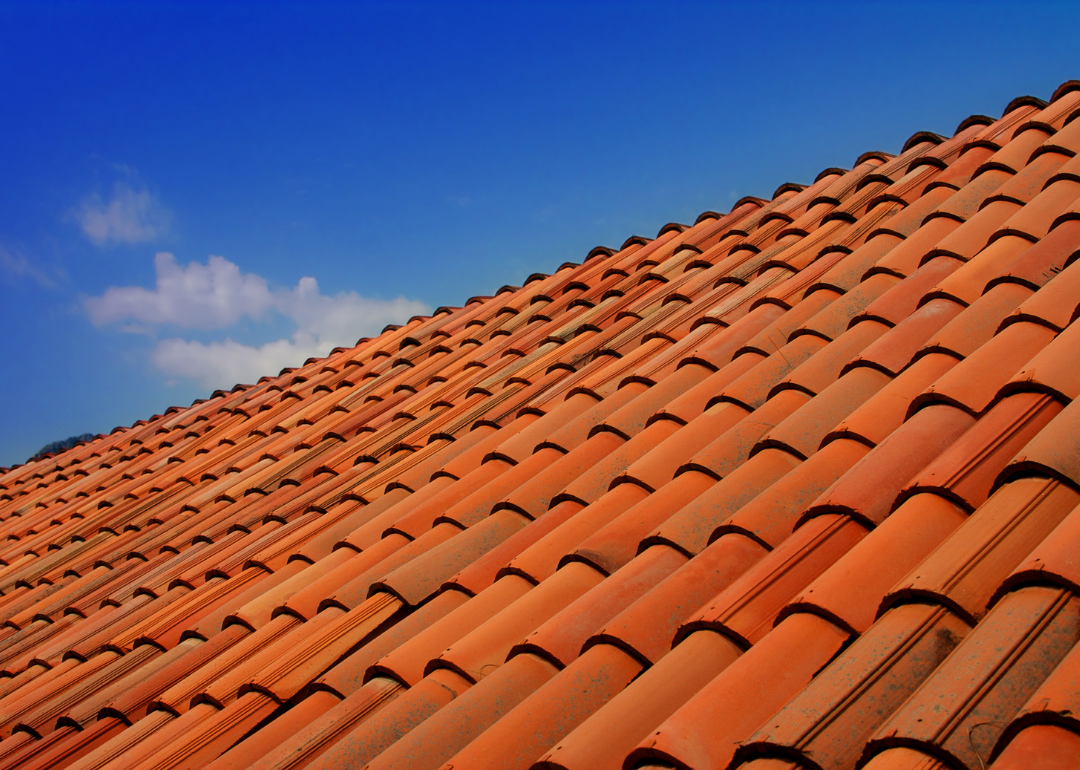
[4,81,1080,770]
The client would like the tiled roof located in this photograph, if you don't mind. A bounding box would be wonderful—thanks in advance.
[4,81,1080,770]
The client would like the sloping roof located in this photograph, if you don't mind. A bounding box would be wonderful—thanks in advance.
[4,81,1080,770]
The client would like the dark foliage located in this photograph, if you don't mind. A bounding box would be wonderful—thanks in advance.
[31,433,95,461]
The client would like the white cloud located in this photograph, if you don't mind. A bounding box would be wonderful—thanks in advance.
[86,252,276,329]
[278,276,427,342]
[86,253,429,389]
[151,335,330,389]
[73,181,172,246]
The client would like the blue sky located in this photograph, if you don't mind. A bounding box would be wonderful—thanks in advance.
[1,0,1078,467]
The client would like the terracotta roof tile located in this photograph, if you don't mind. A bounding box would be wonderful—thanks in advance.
[994,497,1080,600]
[723,439,871,548]
[884,476,1080,623]
[651,447,803,556]
[923,280,1032,356]
[1005,394,1080,488]
[739,602,972,770]
[679,513,868,647]
[786,492,968,633]
[8,80,1080,770]
[903,392,1064,511]
[508,493,641,581]
[801,403,976,526]
[990,723,1080,770]
[537,629,741,770]
[757,366,890,457]
[629,613,849,770]
[866,586,1080,770]
[913,320,1057,415]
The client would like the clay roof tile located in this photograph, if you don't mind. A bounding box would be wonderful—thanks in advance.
[9,79,1080,770]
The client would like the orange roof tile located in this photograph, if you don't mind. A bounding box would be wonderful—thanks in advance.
[6,81,1080,770]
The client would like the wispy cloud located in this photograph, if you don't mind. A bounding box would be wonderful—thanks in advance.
[0,246,65,289]
[86,253,429,389]
[73,181,172,246]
